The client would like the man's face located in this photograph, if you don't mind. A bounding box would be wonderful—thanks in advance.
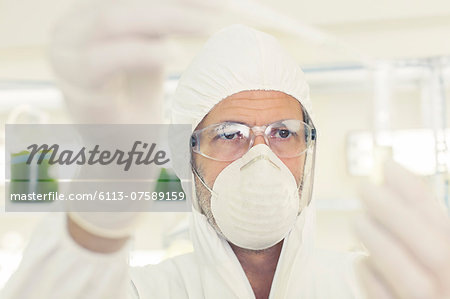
[193,90,306,234]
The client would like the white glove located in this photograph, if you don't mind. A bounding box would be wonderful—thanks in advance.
[50,0,224,238]
[49,0,224,124]
[355,161,450,299]
[67,211,142,239]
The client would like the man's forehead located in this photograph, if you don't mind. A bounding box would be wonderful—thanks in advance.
[224,90,299,102]
[199,90,304,128]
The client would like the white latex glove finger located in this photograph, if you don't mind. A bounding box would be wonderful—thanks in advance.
[355,215,440,299]
[51,1,224,87]
[383,161,450,234]
[356,259,395,299]
[49,0,226,123]
[58,38,168,120]
[360,181,450,286]
[382,163,450,297]
[54,39,169,91]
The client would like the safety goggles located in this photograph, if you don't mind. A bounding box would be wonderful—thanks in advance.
[190,119,316,162]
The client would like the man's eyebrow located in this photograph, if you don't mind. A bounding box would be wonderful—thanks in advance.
[217,120,249,125]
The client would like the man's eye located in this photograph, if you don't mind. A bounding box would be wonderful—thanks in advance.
[219,132,240,140]
[276,129,291,139]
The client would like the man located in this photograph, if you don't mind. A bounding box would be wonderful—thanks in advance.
[3,1,450,298]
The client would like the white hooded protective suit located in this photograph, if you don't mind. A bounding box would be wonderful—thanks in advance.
[1,24,361,299]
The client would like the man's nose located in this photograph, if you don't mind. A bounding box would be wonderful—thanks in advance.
[253,135,267,146]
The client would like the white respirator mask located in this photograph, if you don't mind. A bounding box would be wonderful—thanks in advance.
[194,144,301,250]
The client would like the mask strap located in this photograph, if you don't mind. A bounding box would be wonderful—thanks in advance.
[303,141,317,209]
[191,162,217,196]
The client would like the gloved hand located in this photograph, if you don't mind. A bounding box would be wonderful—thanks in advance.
[49,0,224,124]
[355,161,450,299]
[49,0,224,239]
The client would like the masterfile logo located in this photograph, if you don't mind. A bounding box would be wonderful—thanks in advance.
[4,124,192,213]
[26,141,170,171]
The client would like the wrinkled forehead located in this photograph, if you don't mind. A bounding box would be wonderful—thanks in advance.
[196,90,304,130]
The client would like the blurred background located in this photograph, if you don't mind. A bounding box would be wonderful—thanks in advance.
[1,0,450,290]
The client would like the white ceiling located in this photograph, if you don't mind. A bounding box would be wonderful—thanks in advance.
[1,0,450,80]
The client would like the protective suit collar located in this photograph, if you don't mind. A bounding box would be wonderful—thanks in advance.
[189,200,316,298]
